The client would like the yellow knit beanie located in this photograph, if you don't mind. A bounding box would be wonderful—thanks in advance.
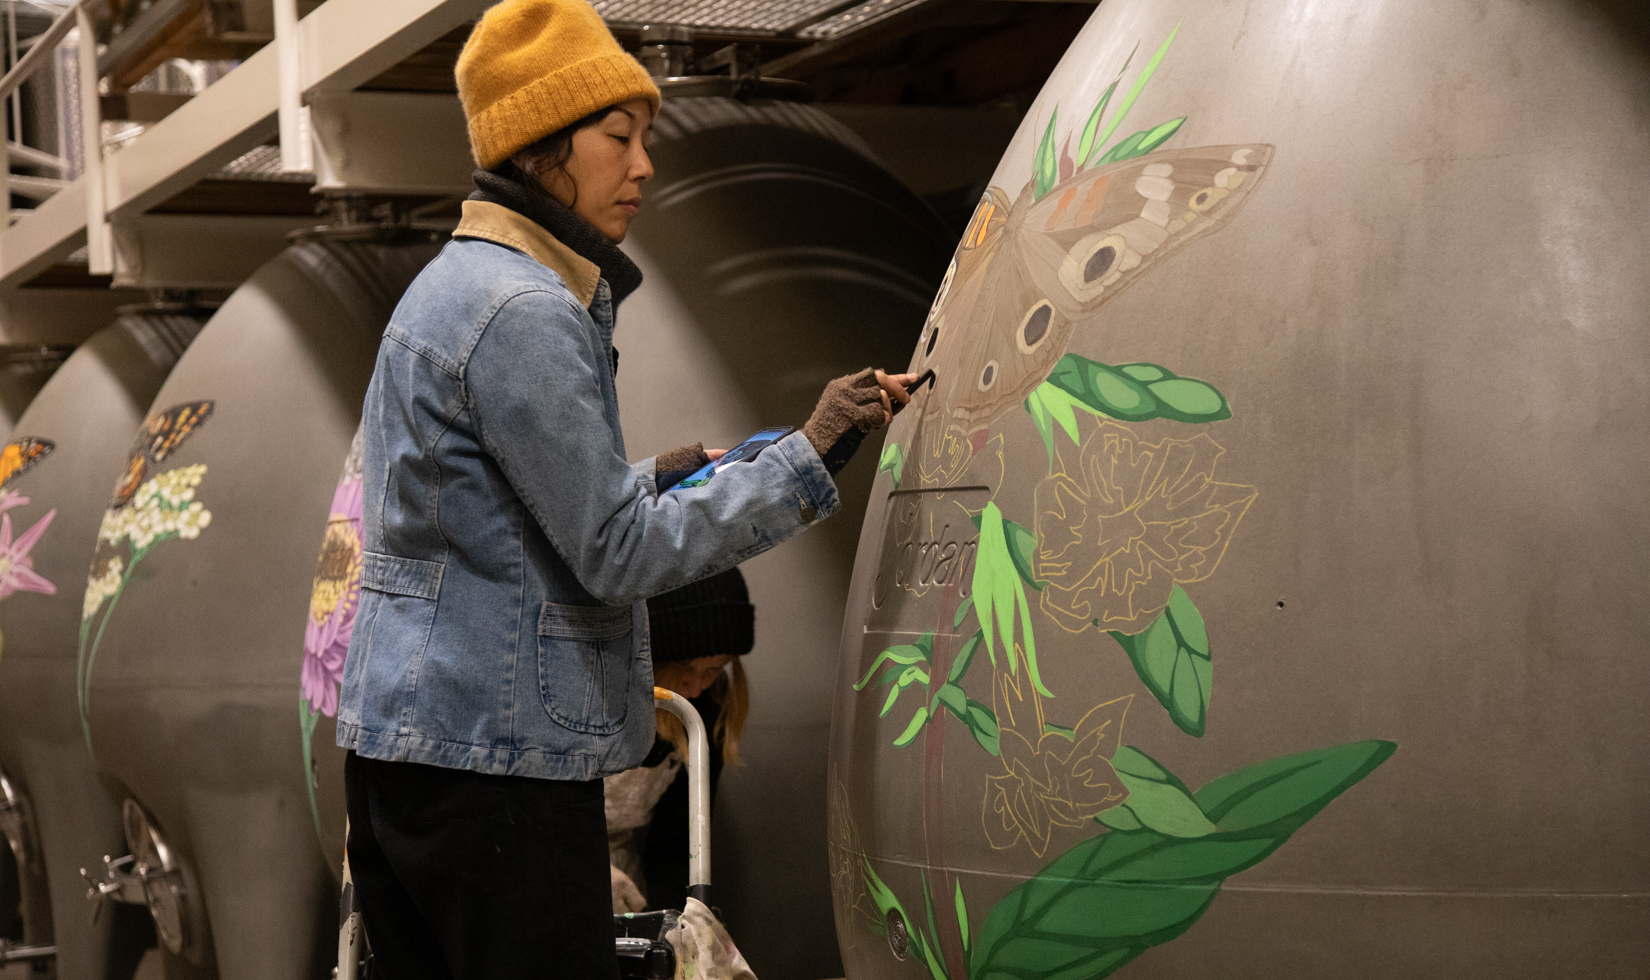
[455,0,661,169]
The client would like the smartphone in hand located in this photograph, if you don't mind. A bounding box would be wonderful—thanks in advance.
[671,426,796,491]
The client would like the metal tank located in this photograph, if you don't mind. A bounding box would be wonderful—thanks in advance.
[0,347,72,447]
[79,230,440,980]
[829,2,1647,980]
[0,308,204,980]
[288,95,953,978]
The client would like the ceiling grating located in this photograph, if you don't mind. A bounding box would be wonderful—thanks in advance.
[796,0,928,38]
[592,0,861,35]
[593,0,927,38]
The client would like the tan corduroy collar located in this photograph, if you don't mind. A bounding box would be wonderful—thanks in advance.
[453,200,602,308]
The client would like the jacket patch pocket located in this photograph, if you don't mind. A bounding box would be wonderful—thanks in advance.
[537,602,633,735]
[361,552,444,599]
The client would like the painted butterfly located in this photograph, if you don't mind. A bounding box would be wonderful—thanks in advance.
[110,401,215,508]
[903,144,1273,485]
[0,437,54,488]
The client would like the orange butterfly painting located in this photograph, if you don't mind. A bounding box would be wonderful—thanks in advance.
[0,437,54,489]
[110,402,215,509]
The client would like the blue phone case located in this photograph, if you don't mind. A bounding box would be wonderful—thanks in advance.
[671,427,795,491]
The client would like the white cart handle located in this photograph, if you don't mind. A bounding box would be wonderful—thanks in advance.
[654,687,711,907]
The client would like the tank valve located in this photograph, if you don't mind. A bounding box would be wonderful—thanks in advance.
[80,854,149,922]
[0,766,36,871]
[79,800,193,954]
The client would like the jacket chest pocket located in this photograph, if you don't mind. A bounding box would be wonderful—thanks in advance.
[537,601,634,735]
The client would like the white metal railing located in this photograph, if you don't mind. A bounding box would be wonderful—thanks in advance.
[0,0,107,272]
[0,0,487,291]
[0,2,77,102]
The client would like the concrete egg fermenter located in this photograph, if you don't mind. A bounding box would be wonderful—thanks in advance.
[0,310,203,980]
[829,3,1648,980]
[79,233,440,980]
[0,347,71,448]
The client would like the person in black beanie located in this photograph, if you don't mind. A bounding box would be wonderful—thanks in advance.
[606,567,753,913]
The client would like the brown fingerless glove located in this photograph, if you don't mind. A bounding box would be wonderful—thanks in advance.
[804,368,889,475]
[655,442,711,489]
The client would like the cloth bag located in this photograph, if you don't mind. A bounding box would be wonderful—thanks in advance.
[663,897,757,980]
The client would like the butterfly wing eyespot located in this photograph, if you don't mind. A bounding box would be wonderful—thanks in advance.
[1187,186,1229,212]
[977,360,1000,392]
[1056,232,1132,305]
[0,437,54,488]
[1016,301,1058,355]
[1080,235,1127,284]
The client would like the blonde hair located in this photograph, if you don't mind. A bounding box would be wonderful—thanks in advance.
[656,658,748,767]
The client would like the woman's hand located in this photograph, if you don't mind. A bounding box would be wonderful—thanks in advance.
[655,443,713,490]
[804,368,920,475]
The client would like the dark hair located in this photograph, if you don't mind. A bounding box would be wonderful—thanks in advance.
[508,106,623,207]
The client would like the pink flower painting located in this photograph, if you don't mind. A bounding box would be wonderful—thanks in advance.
[0,491,56,601]
[300,430,365,840]
[301,455,364,719]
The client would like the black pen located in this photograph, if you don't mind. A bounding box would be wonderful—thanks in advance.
[892,368,935,415]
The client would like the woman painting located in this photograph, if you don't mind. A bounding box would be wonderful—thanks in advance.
[333,0,914,977]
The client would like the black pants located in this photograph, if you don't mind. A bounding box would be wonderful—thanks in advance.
[344,752,618,980]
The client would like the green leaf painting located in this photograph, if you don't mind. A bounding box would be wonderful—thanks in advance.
[966,741,1395,980]
[973,503,1052,697]
[1003,519,1042,591]
[1048,355,1231,425]
[963,699,1001,756]
[863,859,949,980]
[1100,745,1217,838]
[1034,108,1060,200]
[1076,79,1120,164]
[1023,382,1087,469]
[1026,357,1232,470]
[878,442,904,487]
[1092,116,1187,166]
[857,627,1001,756]
[853,633,933,691]
[1109,586,1213,737]
[1084,23,1181,168]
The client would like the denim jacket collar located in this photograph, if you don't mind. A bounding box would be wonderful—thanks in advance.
[453,200,602,309]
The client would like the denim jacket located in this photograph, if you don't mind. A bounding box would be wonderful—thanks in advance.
[336,201,839,780]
